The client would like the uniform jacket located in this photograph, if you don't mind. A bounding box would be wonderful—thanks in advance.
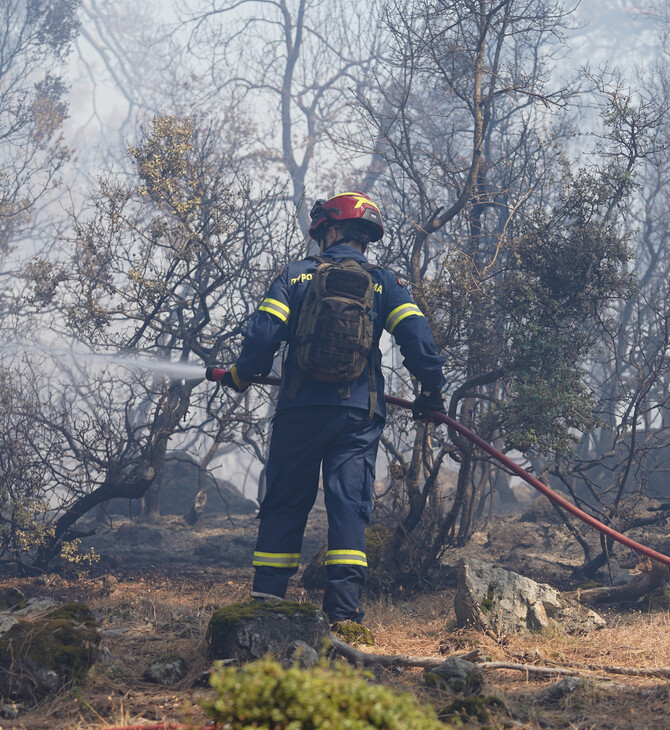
[234,243,446,419]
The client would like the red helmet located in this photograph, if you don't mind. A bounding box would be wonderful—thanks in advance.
[308,191,384,242]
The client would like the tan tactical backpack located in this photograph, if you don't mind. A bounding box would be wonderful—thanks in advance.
[291,256,376,383]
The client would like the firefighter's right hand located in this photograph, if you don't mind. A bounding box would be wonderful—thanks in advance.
[220,365,250,393]
[412,390,446,420]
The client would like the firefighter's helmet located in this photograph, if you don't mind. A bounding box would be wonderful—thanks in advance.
[308,192,384,242]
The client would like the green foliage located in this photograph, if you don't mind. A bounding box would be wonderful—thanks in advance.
[331,620,376,646]
[27,0,81,56]
[203,658,451,729]
[493,327,602,455]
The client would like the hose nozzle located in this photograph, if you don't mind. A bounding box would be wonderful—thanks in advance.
[205,367,227,381]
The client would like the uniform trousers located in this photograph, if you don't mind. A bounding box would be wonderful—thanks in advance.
[252,406,384,622]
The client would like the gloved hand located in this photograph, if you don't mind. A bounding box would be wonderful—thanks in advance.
[412,389,446,420]
[220,365,250,393]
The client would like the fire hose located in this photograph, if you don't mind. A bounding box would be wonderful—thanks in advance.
[206,368,670,567]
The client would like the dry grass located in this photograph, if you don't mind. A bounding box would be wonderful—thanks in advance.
[1,530,669,729]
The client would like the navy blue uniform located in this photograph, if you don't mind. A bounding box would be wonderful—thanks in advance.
[232,243,446,621]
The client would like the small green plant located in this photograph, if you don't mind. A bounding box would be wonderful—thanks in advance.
[203,658,452,729]
[331,620,376,646]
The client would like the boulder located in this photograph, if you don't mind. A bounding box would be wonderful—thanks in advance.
[144,654,189,685]
[518,495,563,524]
[0,587,26,611]
[207,600,330,665]
[537,676,588,704]
[106,450,257,517]
[0,600,101,701]
[424,656,484,694]
[454,557,605,635]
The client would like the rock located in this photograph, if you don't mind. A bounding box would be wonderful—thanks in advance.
[0,601,101,701]
[98,646,119,666]
[289,641,319,668]
[144,654,189,685]
[537,676,588,703]
[207,600,330,665]
[424,656,484,694]
[0,614,19,635]
[12,597,58,615]
[105,450,257,517]
[102,575,119,594]
[518,496,563,524]
[454,557,606,635]
[1,702,22,720]
[0,587,26,611]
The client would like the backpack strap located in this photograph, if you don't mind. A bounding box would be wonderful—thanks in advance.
[285,257,323,400]
[366,348,378,420]
[285,366,305,401]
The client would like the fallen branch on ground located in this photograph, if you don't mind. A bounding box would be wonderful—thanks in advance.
[329,635,479,668]
[330,636,670,680]
[569,561,667,605]
[479,661,670,680]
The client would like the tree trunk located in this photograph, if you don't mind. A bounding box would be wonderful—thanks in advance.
[142,480,161,523]
[571,561,667,605]
[185,489,208,526]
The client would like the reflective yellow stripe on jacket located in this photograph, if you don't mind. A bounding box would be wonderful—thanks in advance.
[324,549,367,567]
[385,303,424,334]
[253,551,300,568]
[259,298,290,324]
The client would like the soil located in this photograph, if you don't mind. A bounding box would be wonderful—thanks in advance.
[0,503,669,730]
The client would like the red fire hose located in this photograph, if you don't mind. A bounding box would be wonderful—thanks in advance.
[206,368,670,567]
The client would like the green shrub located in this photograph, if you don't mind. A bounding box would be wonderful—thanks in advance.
[203,658,452,729]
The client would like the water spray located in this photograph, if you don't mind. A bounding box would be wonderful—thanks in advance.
[1,342,206,380]
[206,368,670,568]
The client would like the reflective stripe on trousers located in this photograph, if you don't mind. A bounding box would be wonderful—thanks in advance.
[253,552,300,568]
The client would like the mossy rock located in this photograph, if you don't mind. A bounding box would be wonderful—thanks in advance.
[331,620,375,646]
[44,602,98,626]
[0,587,26,611]
[0,602,101,701]
[203,658,452,729]
[207,600,329,664]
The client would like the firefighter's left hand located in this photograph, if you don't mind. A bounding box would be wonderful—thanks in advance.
[220,366,250,393]
[412,390,446,420]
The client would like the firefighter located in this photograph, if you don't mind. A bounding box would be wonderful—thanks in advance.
[219,192,446,623]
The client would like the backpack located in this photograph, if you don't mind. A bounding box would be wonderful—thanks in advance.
[287,256,378,416]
